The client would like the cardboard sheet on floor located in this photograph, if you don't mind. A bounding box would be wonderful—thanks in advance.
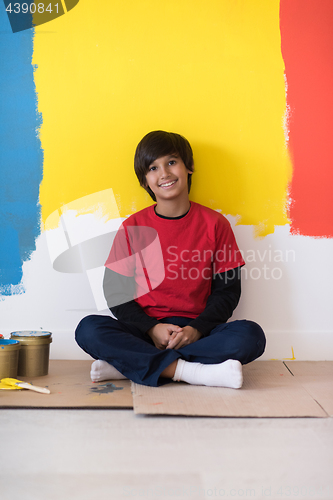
[132,361,328,417]
[0,360,133,408]
[284,361,333,416]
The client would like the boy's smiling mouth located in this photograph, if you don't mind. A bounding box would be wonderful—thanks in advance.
[159,180,177,188]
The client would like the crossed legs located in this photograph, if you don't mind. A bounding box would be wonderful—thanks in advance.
[75,315,266,388]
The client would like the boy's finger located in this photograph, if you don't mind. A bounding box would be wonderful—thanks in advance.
[169,325,183,332]
[168,340,183,350]
[167,332,182,349]
[166,337,176,349]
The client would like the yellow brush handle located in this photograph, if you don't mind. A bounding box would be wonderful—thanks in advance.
[1,378,50,394]
[16,382,50,394]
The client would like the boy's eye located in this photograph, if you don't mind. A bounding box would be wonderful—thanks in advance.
[169,160,176,165]
[149,166,157,171]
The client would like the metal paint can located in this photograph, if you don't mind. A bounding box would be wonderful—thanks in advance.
[10,331,52,377]
[0,339,21,379]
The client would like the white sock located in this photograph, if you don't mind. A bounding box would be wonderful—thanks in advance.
[172,359,243,389]
[90,360,127,382]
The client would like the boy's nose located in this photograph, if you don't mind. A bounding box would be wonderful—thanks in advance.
[160,166,170,179]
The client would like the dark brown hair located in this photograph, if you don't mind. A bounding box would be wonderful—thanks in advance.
[134,130,194,201]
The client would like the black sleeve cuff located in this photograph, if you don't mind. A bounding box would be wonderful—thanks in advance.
[110,300,159,335]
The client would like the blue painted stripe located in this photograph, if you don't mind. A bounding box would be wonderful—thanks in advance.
[0,7,43,295]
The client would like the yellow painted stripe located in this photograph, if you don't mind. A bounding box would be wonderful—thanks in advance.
[34,0,291,236]
[60,0,67,14]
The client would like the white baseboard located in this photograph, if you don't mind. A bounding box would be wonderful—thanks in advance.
[50,330,94,360]
[3,329,332,361]
[259,331,333,361]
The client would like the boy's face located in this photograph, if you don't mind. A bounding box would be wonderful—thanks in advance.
[145,154,192,204]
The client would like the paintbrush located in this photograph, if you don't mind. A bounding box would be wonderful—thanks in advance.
[0,378,50,394]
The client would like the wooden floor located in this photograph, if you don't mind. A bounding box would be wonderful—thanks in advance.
[1,408,332,500]
[1,361,332,500]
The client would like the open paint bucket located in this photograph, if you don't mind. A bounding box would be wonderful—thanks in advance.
[10,331,52,377]
[0,339,21,379]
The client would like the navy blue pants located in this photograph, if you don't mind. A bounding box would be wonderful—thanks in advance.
[75,315,266,387]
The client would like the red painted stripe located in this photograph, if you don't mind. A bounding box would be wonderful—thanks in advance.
[280,0,333,237]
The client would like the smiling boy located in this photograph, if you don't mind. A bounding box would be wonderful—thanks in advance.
[75,131,266,388]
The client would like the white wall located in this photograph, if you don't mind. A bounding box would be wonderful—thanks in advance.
[231,221,333,361]
[0,215,332,361]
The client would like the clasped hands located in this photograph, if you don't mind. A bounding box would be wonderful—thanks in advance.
[147,323,202,350]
